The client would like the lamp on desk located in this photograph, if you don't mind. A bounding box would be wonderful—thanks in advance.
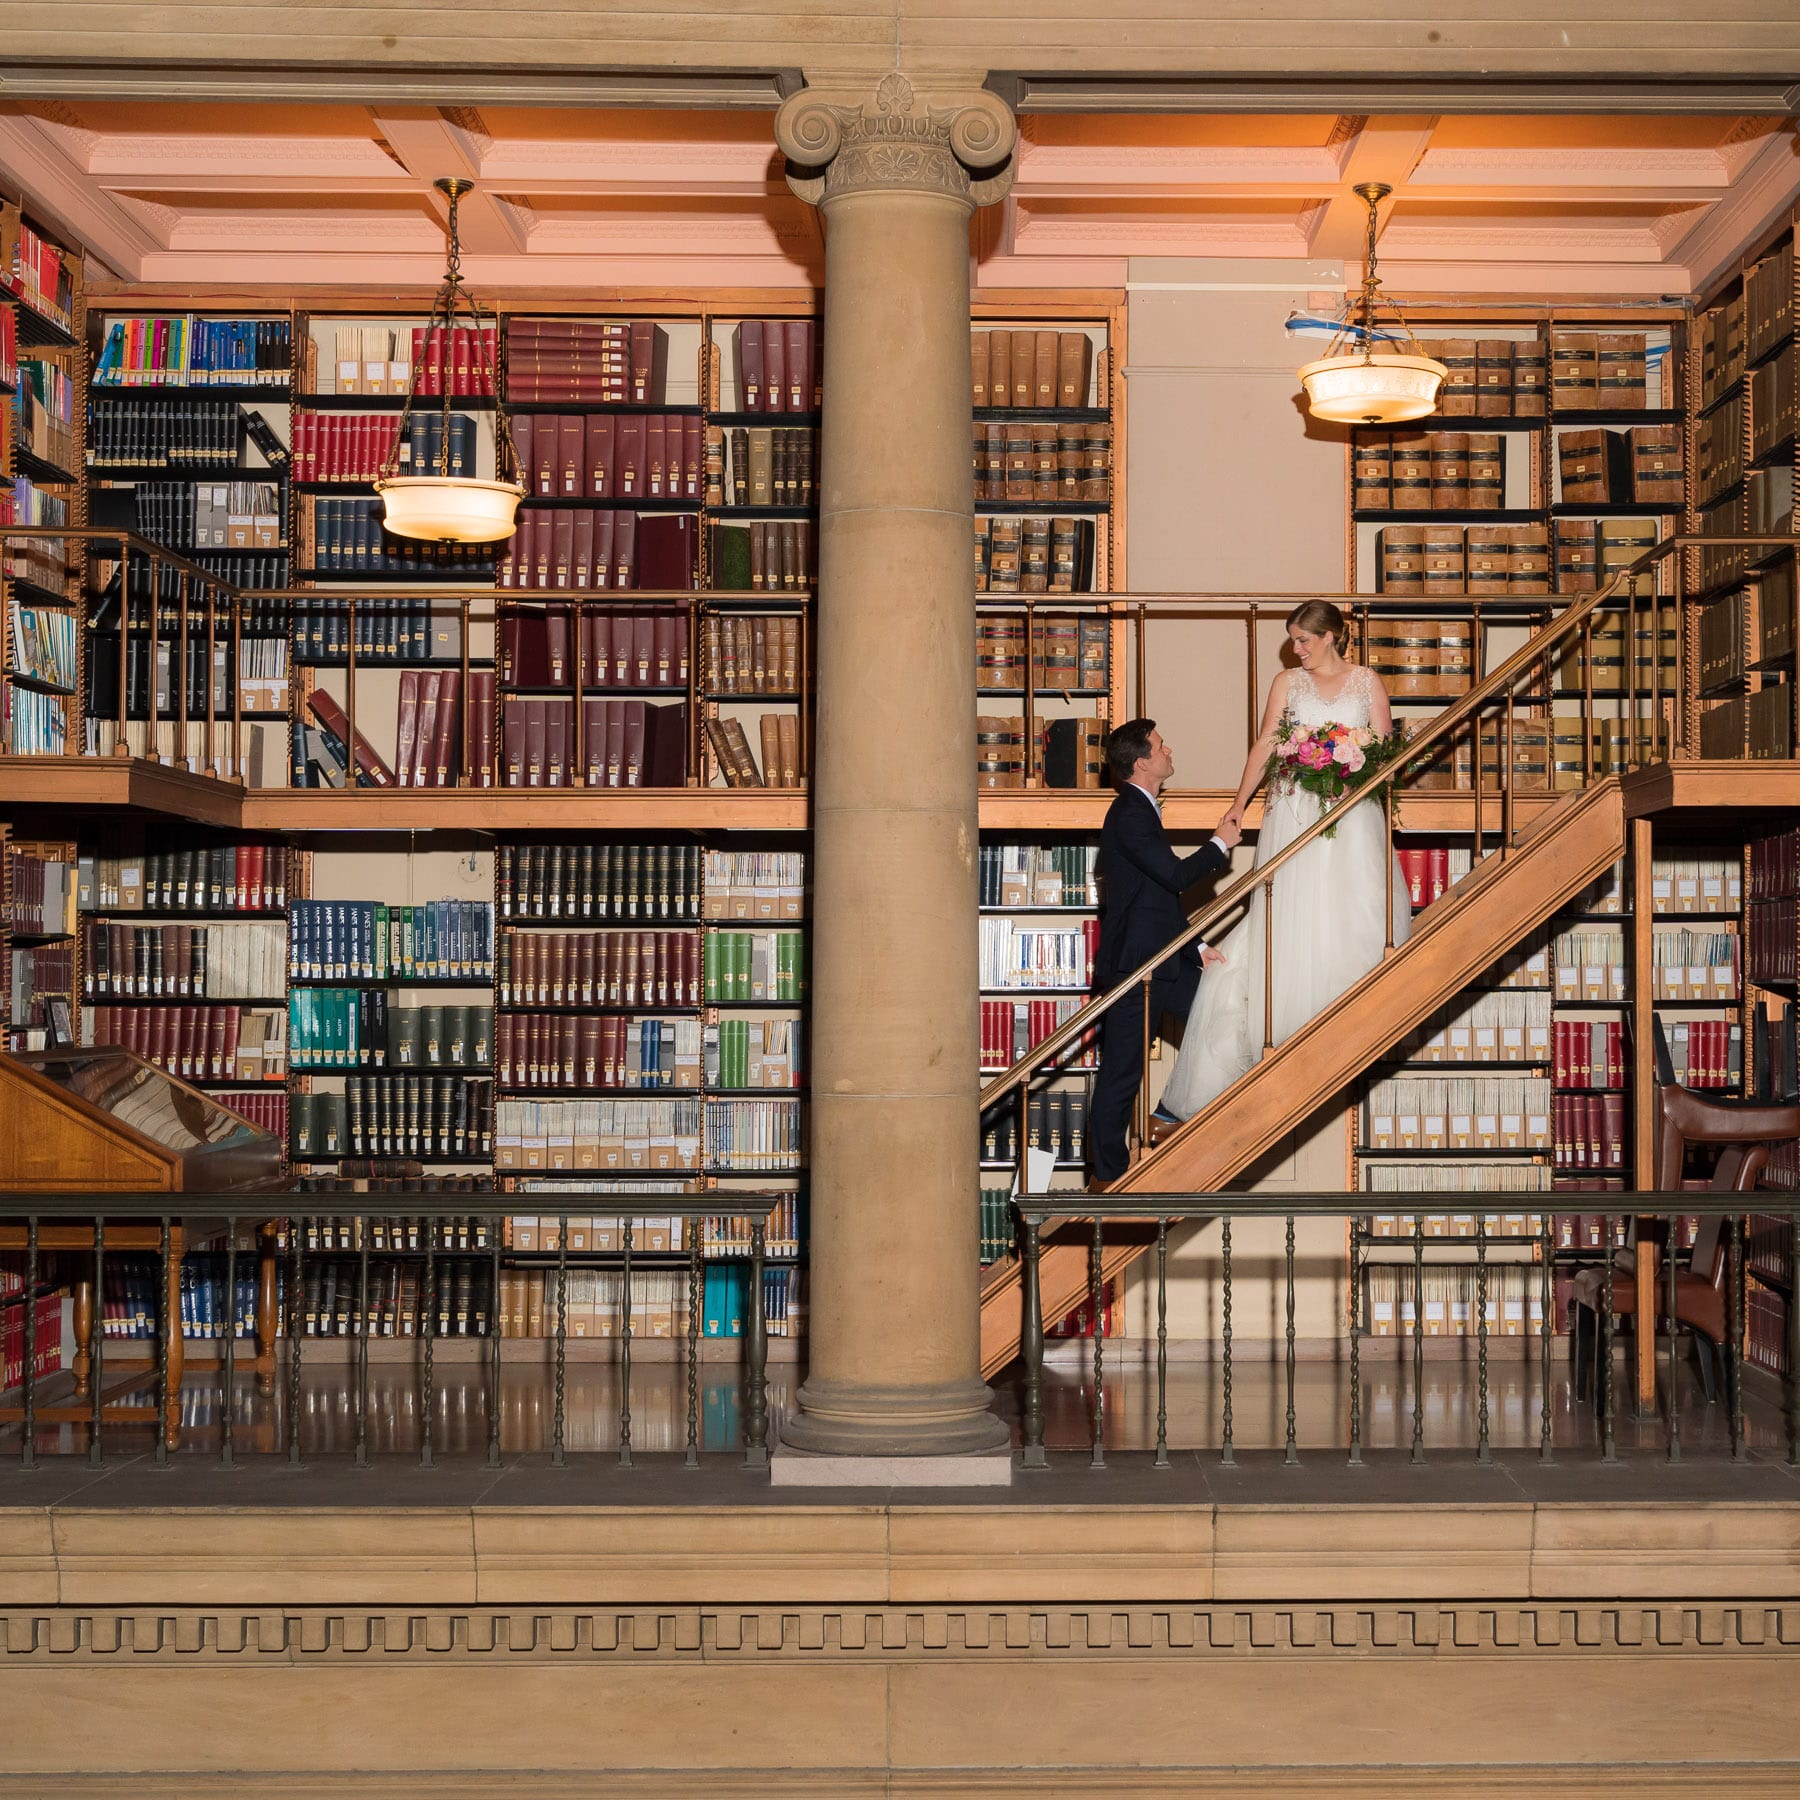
[375,175,525,544]
[1297,181,1447,426]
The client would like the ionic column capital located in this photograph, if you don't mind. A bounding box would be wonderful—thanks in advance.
[776,72,1016,209]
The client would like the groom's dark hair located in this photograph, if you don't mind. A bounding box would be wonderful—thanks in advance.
[1106,718,1157,786]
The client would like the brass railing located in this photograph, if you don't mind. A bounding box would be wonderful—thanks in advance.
[979,534,1800,1163]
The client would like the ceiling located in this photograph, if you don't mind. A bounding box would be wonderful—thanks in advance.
[1,101,1796,297]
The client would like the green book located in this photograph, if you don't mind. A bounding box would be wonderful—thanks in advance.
[711,523,752,592]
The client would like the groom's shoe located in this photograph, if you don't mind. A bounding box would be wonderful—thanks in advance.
[1147,1110,1183,1148]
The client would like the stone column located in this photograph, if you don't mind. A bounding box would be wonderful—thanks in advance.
[773,74,1016,1458]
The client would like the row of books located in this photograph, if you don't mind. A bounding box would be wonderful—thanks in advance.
[9,690,71,756]
[7,944,73,1044]
[83,630,270,725]
[710,518,816,592]
[703,929,806,1003]
[494,1096,791,1172]
[497,842,703,923]
[14,360,78,471]
[1552,1092,1629,1171]
[1700,566,1798,691]
[1363,1264,1546,1339]
[497,508,696,591]
[88,397,271,471]
[1750,345,1796,465]
[978,842,1097,910]
[969,329,1096,411]
[288,595,459,665]
[132,479,283,553]
[94,316,290,388]
[1696,392,1746,506]
[1746,1280,1792,1379]
[393,668,483,787]
[974,515,1100,595]
[313,323,495,398]
[7,598,75,690]
[290,1216,493,1251]
[1363,1162,1552,1193]
[313,1003,492,1072]
[0,304,12,390]
[1556,426,1683,507]
[290,1260,487,1338]
[289,898,495,982]
[84,919,287,1000]
[1417,338,1550,417]
[980,1083,1090,1166]
[731,319,819,415]
[1661,1017,1742,1088]
[497,928,702,1009]
[1363,1213,1620,1242]
[703,713,803,789]
[504,1198,803,1261]
[1395,846,1476,909]
[501,694,688,789]
[1394,987,1552,1065]
[1695,685,1793,763]
[78,841,287,916]
[716,423,814,508]
[4,844,75,936]
[978,1187,1016,1263]
[975,716,1107,790]
[1750,1001,1797,1103]
[980,997,1096,1072]
[514,410,703,501]
[290,1170,495,1195]
[702,613,802,695]
[91,1259,251,1341]
[298,497,492,577]
[1749,897,1800,985]
[0,1292,61,1391]
[291,1079,495,1161]
[977,916,1098,991]
[492,1265,800,1340]
[1748,1212,1794,1284]
[291,988,407,1070]
[1365,616,1473,698]
[499,606,687,689]
[290,409,472,483]
[505,317,665,406]
[1751,826,1800,899]
[1552,1018,1628,1088]
[1551,927,1743,1001]
[974,616,1109,693]
[89,1003,288,1083]
[1362,1078,1553,1151]
[1353,433,1510,512]
[1373,517,1658,597]
[215,1089,287,1139]
[500,1014,699,1091]
[972,421,1110,505]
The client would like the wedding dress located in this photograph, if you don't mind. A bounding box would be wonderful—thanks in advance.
[1159,662,1412,1121]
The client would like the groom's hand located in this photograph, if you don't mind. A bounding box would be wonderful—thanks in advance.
[1201,946,1228,970]
[1213,814,1243,849]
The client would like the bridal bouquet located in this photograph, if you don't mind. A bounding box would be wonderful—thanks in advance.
[1268,717,1408,836]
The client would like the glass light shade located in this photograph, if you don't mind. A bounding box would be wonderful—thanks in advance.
[376,476,525,544]
[1297,350,1449,425]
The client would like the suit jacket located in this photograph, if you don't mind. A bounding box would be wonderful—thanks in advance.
[1092,784,1231,991]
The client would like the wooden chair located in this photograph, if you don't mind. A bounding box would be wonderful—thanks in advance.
[1569,1021,1800,1409]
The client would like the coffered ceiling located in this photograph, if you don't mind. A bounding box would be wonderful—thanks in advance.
[1,100,1796,296]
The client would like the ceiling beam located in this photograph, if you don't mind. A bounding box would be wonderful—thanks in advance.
[365,107,529,254]
[0,113,163,279]
[1306,117,1437,258]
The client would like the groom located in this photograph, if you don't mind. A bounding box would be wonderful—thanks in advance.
[1087,719,1239,1188]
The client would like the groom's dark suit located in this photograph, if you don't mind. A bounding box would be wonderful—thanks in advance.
[1088,785,1231,1184]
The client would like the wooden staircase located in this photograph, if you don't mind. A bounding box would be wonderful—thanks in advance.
[978,774,1628,1378]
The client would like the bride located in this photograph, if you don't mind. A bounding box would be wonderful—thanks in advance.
[1156,600,1412,1126]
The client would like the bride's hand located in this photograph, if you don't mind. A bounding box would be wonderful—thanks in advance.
[1201,946,1227,970]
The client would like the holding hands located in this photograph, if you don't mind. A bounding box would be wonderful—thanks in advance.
[1214,811,1244,849]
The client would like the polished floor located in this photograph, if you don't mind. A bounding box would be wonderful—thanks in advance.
[3,1333,1789,1467]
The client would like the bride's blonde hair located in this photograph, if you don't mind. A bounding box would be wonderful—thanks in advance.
[1286,599,1348,658]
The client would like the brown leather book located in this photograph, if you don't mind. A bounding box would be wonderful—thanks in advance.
[1002,424,1033,502]
[1507,524,1550,596]
[1368,618,1469,697]
[1056,331,1093,408]
[1629,425,1683,505]
[1009,331,1035,406]
[1433,339,1477,416]
[1429,433,1469,509]
[970,330,990,409]
[1389,433,1432,511]
[1050,517,1082,595]
[986,518,1022,594]
[1421,526,1466,600]
[1554,518,1599,593]
[1465,434,1504,511]
[1378,525,1425,595]
[976,715,1025,788]
[777,712,800,787]
[721,716,763,786]
[1080,423,1109,502]
[1512,340,1548,416]
[1556,428,1614,506]
[1020,518,1051,594]
[986,332,1011,413]
[1352,437,1391,511]
[1057,421,1084,500]
[1596,333,1647,410]
[1030,423,1057,503]
[1464,525,1512,596]
[970,423,988,501]
[306,690,395,786]
[760,713,783,789]
[973,517,991,591]
[1032,330,1058,407]
[1550,332,1600,410]
[1475,340,1514,416]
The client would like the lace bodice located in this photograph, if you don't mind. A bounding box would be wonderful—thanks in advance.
[1285,663,1378,729]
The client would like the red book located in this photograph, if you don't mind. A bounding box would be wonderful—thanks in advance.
[469,671,496,788]
[511,416,534,497]
[592,514,616,592]
[432,670,461,787]
[613,512,637,590]
[583,698,607,785]
[784,321,810,412]
[636,514,697,590]
[1428,846,1449,904]
[395,669,422,789]
[616,417,645,498]
[206,1009,228,1081]
[414,671,441,788]
[306,691,396,786]
[737,321,765,412]
[586,415,616,499]
[628,321,664,404]
[682,416,703,501]
[571,511,595,591]
[646,414,668,499]
[763,321,787,416]
[558,415,583,499]
[532,419,558,499]
[622,700,647,788]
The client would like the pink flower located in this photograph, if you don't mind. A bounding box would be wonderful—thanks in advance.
[1332,740,1366,772]
[1350,726,1374,748]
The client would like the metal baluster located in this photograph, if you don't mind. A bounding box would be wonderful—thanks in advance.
[1667,1213,1682,1465]
[1284,1213,1298,1464]
[1020,1214,1046,1470]
[20,1217,37,1470]
[745,1221,769,1467]
[1262,879,1275,1055]
[287,1221,304,1467]
[1601,1221,1617,1463]
[1220,1217,1235,1467]
[1476,1217,1491,1465]
[419,1228,436,1469]
[1539,1212,1554,1463]
[1089,1217,1105,1469]
[89,1217,104,1467]
[1136,976,1152,1157]
[685,1233,701,1469]
[221,1217,237,1470]
[552,1215,569,1469]
[1347,1214,1362,1467]
[154,1216,172,1470]
[1731,1213,1746,1462]
[353,1227,370,1469]
[618,1217,633,1469]
[486,1217,503,1469]
[1410,1215,1425,1465]
[1154,1219,1169,1470]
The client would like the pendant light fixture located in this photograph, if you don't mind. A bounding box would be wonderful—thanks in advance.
[375,176,525,543]
[1297,181,1447,426]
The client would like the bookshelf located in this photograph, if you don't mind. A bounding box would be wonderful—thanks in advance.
[1690,210,1798,761]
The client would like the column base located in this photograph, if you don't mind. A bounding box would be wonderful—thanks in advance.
[780,1375,1011,1458]
[770,1445,1014,1488]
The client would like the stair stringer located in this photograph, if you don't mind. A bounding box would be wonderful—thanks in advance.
[978,778,1625,1377]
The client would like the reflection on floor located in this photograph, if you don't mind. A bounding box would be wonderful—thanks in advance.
[2,1335,1786,1463]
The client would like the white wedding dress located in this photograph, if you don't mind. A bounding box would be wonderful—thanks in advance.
[1160,663,1413,1121]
